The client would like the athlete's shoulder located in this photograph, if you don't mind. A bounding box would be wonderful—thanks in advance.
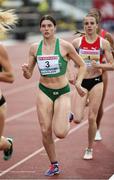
[0,43,5,50]
[0,43,7,55]
[59,38,69,44]
[59,38,72,48]
[72,36,82,42]
[104,31,114,44]
[29,42,41,56]
[72,36,83,47]
[101,36,111,49]
[30,41,41,50]
[59,38,76,54]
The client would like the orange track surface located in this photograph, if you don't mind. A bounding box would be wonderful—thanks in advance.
[0,34,114,180]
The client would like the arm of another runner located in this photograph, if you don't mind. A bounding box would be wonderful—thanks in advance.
[22,43,37,79]
[67,38,80,85]
[105,32,114,57]
[0,44,14,83]
[66,41,87,96]
[92,39,114,71]
[67,60,77,85]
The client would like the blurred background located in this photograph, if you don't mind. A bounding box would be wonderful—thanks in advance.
[0,0,114,41]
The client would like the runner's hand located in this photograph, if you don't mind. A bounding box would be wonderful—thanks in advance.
[22,64,31,79]
[91,60,99,68]
[75,83,87,97]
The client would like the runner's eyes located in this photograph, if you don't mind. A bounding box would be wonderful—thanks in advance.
[84,22,95,25]
[41,24,53,28]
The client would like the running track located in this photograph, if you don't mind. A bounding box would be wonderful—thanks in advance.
[0,32,114,180]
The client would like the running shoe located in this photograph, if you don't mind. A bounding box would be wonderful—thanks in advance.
[94,130,102,141]
[69,112,74,122]
[83,148,93,160]
[3,137,13,161]
[44,164,60,176]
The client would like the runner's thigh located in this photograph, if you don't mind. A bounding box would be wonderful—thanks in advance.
[36,88,53,130]
[53,93,71,135]
[89,82,103,114]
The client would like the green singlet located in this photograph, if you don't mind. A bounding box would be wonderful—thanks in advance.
[36,38,68,77]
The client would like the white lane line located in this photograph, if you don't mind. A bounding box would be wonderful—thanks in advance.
[0,103,114,177]
[3,91,80,124]
[6,107,36,123]
[5,88,79,123]
[6,101,114,124]
[0,171,35,173]
[0,120,87,177]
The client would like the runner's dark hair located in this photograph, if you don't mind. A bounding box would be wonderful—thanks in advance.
[39,15,56,27]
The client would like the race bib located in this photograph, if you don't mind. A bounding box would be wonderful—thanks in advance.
[37,55,60,75]
[84,59,92,67]
[79,49,100,67]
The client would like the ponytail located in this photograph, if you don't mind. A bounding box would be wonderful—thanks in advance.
[0,9,18,32]
[74,31,85,36]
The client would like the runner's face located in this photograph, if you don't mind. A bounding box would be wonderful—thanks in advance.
[84,17,98,35]
[40,20,56,38]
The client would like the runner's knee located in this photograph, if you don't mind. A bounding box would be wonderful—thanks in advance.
[73,113,83,123]
[54,126,69,139]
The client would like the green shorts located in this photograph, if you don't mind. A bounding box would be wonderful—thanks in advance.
[39,83,70,102]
